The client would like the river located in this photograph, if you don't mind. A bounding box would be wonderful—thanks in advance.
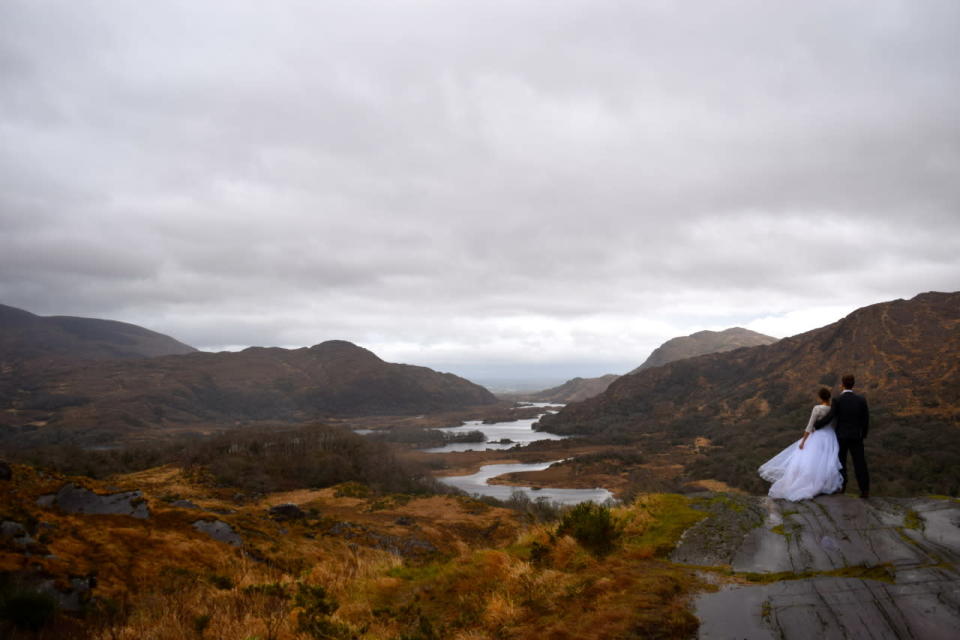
[423,415,568,453]
[429,403,615,505]
[437,460,615,505]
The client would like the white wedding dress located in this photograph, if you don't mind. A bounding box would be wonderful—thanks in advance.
[758,404,843,501]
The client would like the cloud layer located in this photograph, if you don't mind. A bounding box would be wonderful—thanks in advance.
[2,1,958,382]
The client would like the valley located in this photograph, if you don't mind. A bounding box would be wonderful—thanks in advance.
[1,291,958,638]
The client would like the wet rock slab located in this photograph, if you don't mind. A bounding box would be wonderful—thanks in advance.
[672,493,765,566]
[676,495,960,639]
[37,483,150,519]
[1,520,36,548]
[268,503,306,521]
[697,568,960,640]
[192,519,242,546]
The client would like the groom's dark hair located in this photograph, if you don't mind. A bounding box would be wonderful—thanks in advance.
[841,374,855,389]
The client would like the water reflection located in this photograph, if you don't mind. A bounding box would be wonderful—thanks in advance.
[423,416,567,452]
[438,461,614,505]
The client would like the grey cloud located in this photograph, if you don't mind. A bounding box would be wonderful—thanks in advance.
[1,0,958,382]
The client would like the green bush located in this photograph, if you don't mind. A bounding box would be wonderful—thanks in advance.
[557,502,620,556]
[294,584,352,639]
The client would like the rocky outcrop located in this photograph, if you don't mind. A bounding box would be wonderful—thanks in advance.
[679,494,960,639]
[325,521,437,559]
[37,483,150,519]
[268,503,306,521]
[192,519,242,546]
[1,520,37,549]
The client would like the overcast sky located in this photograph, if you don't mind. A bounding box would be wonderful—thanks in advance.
[1,1,958,384]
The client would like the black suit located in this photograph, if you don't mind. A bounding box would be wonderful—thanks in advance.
[815,390,870,495]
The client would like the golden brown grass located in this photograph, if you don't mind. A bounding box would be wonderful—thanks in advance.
[2,465,709,639]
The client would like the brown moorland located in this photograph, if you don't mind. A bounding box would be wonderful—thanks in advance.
[0,461,715,639]
[1,340,496,446]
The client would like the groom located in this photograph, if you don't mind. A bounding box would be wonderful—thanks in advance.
[815,374,870,498]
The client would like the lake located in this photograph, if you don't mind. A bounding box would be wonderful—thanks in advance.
[423,413,568,452]
[428,404,615,504]
[437,460,615,505]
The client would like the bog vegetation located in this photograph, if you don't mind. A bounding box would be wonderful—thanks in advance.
[3,424,447,495]
[0,461,710,639]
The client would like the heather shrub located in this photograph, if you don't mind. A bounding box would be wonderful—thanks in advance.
[557,502,620,556]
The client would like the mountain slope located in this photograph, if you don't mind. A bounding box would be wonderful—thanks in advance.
[522,328,779,404]
[630,327,778,373]
[0,303,196,363]
[522,374,620,403]
[2,340,497,442]
[539,292,960,495]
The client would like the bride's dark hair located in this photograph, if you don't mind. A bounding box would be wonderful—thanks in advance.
[818,387,832,402]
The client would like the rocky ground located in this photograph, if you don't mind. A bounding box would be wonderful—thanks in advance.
[676,494,960,639]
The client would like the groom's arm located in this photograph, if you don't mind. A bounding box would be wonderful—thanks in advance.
[861,398,869,439]
[813,405,836,430]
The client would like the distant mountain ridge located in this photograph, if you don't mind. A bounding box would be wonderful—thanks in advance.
[1,339,497,443]
[522,328,778,404]
[630,327,778,373]
[0,303,196,363]
[521,375,620,403]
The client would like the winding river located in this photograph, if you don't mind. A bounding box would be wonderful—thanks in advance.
[424,414,568,453]
[430,403,614,504]
[437,460,614,505]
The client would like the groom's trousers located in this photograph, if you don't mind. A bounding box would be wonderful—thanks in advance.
[837,437,869,495]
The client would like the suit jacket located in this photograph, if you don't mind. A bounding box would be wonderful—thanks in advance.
[815,391,869,439]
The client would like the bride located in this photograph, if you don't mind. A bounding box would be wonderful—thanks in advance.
[759,387,843,501]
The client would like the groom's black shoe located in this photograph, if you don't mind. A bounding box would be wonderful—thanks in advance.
[859,492,869,499]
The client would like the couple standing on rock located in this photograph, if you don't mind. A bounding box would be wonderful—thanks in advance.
[759,374,870,501]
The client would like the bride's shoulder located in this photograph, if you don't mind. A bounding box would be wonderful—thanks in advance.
[812,403,830,413]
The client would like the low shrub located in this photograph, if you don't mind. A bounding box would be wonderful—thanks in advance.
[557,502,620,556]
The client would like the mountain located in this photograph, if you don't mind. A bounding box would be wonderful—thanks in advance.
[630,327,778,373]
[2,340,497,443]
[522,374,620,403]
[539,292,960,495]
[0,303,197,363]
[521,328,779,404]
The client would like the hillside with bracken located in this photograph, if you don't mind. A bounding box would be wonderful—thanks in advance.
[1,340,496,446]
[629,327,778,374]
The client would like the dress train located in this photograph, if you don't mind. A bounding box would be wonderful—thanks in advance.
[758,425,843,501]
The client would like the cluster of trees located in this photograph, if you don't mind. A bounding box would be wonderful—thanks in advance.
[368,427,485,447]
[1,423,449,496]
